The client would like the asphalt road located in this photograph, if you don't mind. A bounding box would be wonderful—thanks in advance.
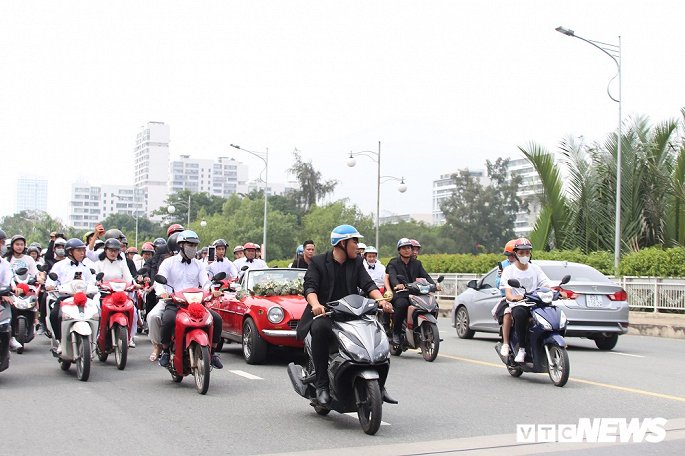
[1,317,683,455]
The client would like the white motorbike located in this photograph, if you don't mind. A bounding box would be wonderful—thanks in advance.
[46,275,100,381]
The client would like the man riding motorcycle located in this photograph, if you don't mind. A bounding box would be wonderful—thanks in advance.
[296,224,394,406]
[206,239,238,280]
[156,230,224,369]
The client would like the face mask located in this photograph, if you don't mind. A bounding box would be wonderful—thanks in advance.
[0,245,6,256]
[516,254,530,265]
[183,245,198,259]
[55,248,66,257]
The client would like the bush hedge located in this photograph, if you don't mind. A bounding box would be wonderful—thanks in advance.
[269,247,685,277]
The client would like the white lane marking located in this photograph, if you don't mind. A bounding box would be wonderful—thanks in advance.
[229,370,263,380]
[609,351,645,358]
[344,412,390,426]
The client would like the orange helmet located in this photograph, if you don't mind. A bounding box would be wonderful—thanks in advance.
[513,238,533,251]
[503,239,517,255]
[243,242,257,250]
[141,242,155,253]
[166,223,185,237]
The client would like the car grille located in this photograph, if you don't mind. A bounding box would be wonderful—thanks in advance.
[288,320,299,330]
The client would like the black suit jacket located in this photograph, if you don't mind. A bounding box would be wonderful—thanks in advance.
[296,251,378,340]
[386,256,435,297]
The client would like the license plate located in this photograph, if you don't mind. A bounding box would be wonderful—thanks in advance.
[585,294,603,307]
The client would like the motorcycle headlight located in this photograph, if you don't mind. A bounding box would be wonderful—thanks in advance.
[267,306,285,324]
[534,312,553,331]
[338,332,368,362]
[559,310,568,329]
[373,334,390,362]
[71,281,88,293]
[538,290,554,304]
[110,282,127,292]
[183,292,204,304]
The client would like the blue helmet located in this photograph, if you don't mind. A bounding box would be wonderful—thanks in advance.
[177,230,200,245]
[330,224,363,247]
[296,245,304,255]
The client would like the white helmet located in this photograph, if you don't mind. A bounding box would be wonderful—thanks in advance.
[364,246,378,255]
[357,242,367,250]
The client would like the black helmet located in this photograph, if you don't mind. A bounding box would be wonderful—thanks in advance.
[94,239,105,250]
[120,236,128,246]
[104,229,125,241]
[27,245,40,256]
[65,238,86,254]
[10,234,26,246]
[0,229,6,240]
[30,241,42,251]
[153,237,167,250]
[167,232,180,254]
[104,238,122,250]
[212,239,227,248]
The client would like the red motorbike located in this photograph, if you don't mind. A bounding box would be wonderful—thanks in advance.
[95,278,135,370]
[154,273,225,395]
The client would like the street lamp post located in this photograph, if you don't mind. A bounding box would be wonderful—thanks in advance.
[230,144,269,260]
[167,192,192,226]
[346,141,408,249]
[556,26,622,273]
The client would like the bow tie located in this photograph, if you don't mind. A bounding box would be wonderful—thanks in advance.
[246,259,254,263]
[71,261,79,266]
[217,258,223,262]
[181,258,192,265]
[368,265,375,270]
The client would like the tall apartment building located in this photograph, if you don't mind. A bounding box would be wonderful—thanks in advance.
[16,176,48,213]
[134,121,170,217]
[169,155,248,197]
[68,183,145,230]
[431,159,542,236]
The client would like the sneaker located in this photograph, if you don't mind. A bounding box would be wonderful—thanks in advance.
[56,341,63,355]
[500,343,510,357]
[9,337,22,351]
[211,353,223,369]
[159,351,170,367]
[391,333,401,345]
[129,339,136,348]
[514,348,526,363]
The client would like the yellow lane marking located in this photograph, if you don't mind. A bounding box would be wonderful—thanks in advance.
[438,352,685,403]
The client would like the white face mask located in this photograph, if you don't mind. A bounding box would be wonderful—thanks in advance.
[516,254,530,265]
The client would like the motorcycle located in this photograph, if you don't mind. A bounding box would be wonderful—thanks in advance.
[135,279,150,334]
[287,294,393,435]
[0,286,13,372]
[45,273,100,381]
[10,267,41,353]
[495,275,572,387]
[154,272,226,395]
[387,275,444,362]
[95,275,135,370]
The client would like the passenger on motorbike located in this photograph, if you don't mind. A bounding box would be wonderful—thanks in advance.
[493,239,518,357]
[410,239,421,259]
[233,245,245,260]
[362,246,385,288]
[297,225,393,406]
[45,238,96,354]
[291,240,315,269]
[156,230,224,369]
[386,238,435,346]
[233,242,267,273]
[206,239,238,280]
[499,238,552,363]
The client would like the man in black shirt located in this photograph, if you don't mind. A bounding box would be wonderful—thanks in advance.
[298,225,393,406]
[291,240,315,269]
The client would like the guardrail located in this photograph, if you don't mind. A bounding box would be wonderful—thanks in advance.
[429,273,685,313]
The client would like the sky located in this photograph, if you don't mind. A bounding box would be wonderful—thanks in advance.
[1,1,684,225]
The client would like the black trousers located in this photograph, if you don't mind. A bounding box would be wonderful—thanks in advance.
[160,304,222,349]
[391,296,411,336]
[39,292,48,326]
[310,316,336,388]
[145,289,158,315]
[511,306,530,348]
[49,297,67,340]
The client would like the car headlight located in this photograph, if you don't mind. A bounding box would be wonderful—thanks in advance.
[534,312,553,331]
[338,332,368,362]
[559,310,567,329]
[267,306,285,324]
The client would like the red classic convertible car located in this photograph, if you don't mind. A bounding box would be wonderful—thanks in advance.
[209,268,308,364]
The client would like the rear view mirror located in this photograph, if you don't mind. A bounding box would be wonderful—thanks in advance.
[437,275,445,283]
[507,278,521,288]
[560,275,571,285]
[14,267,28,276]
[96,272,104,281]
[49,272,58,281]
[241,265,249,271]
[154,274,168,285]
[213,272,227,281]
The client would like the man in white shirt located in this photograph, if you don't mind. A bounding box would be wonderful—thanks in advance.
[45,238,96,353]
[233,242,268,275]
[362,246,386,289]
[206,239,238,280]
[156,230,224,369]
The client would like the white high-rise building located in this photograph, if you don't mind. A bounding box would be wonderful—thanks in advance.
[432,169,488,225]
[68,183,145,230]
[168,155,248,197]
[134,121,170,217]
[16,176,48,213]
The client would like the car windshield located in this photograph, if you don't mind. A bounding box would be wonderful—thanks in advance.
[246,269,306,292]
[540,263,610,284]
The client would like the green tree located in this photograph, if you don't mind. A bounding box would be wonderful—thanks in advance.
[0,210,71,245]
[288,150,337,212]
[440,158,527,253]
[301,202,373,252]
[153,189,226,225]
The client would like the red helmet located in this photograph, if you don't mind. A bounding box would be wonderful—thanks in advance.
[410,239,421,248]
[513,238,533,251]
[243,242,257,250]
[126,247,138,254]
[503,239,517,255]
[166,223,185,237]
[141,242,155,253]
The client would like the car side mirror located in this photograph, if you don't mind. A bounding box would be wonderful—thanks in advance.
[467,279,478,290]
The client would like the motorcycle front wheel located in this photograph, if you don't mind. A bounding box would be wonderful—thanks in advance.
[547,345,570,387]
[420,322,440,362]
[355,378,382,435]
[76,334,91,382]
[192,343,211,395]
[114,325,128,370]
